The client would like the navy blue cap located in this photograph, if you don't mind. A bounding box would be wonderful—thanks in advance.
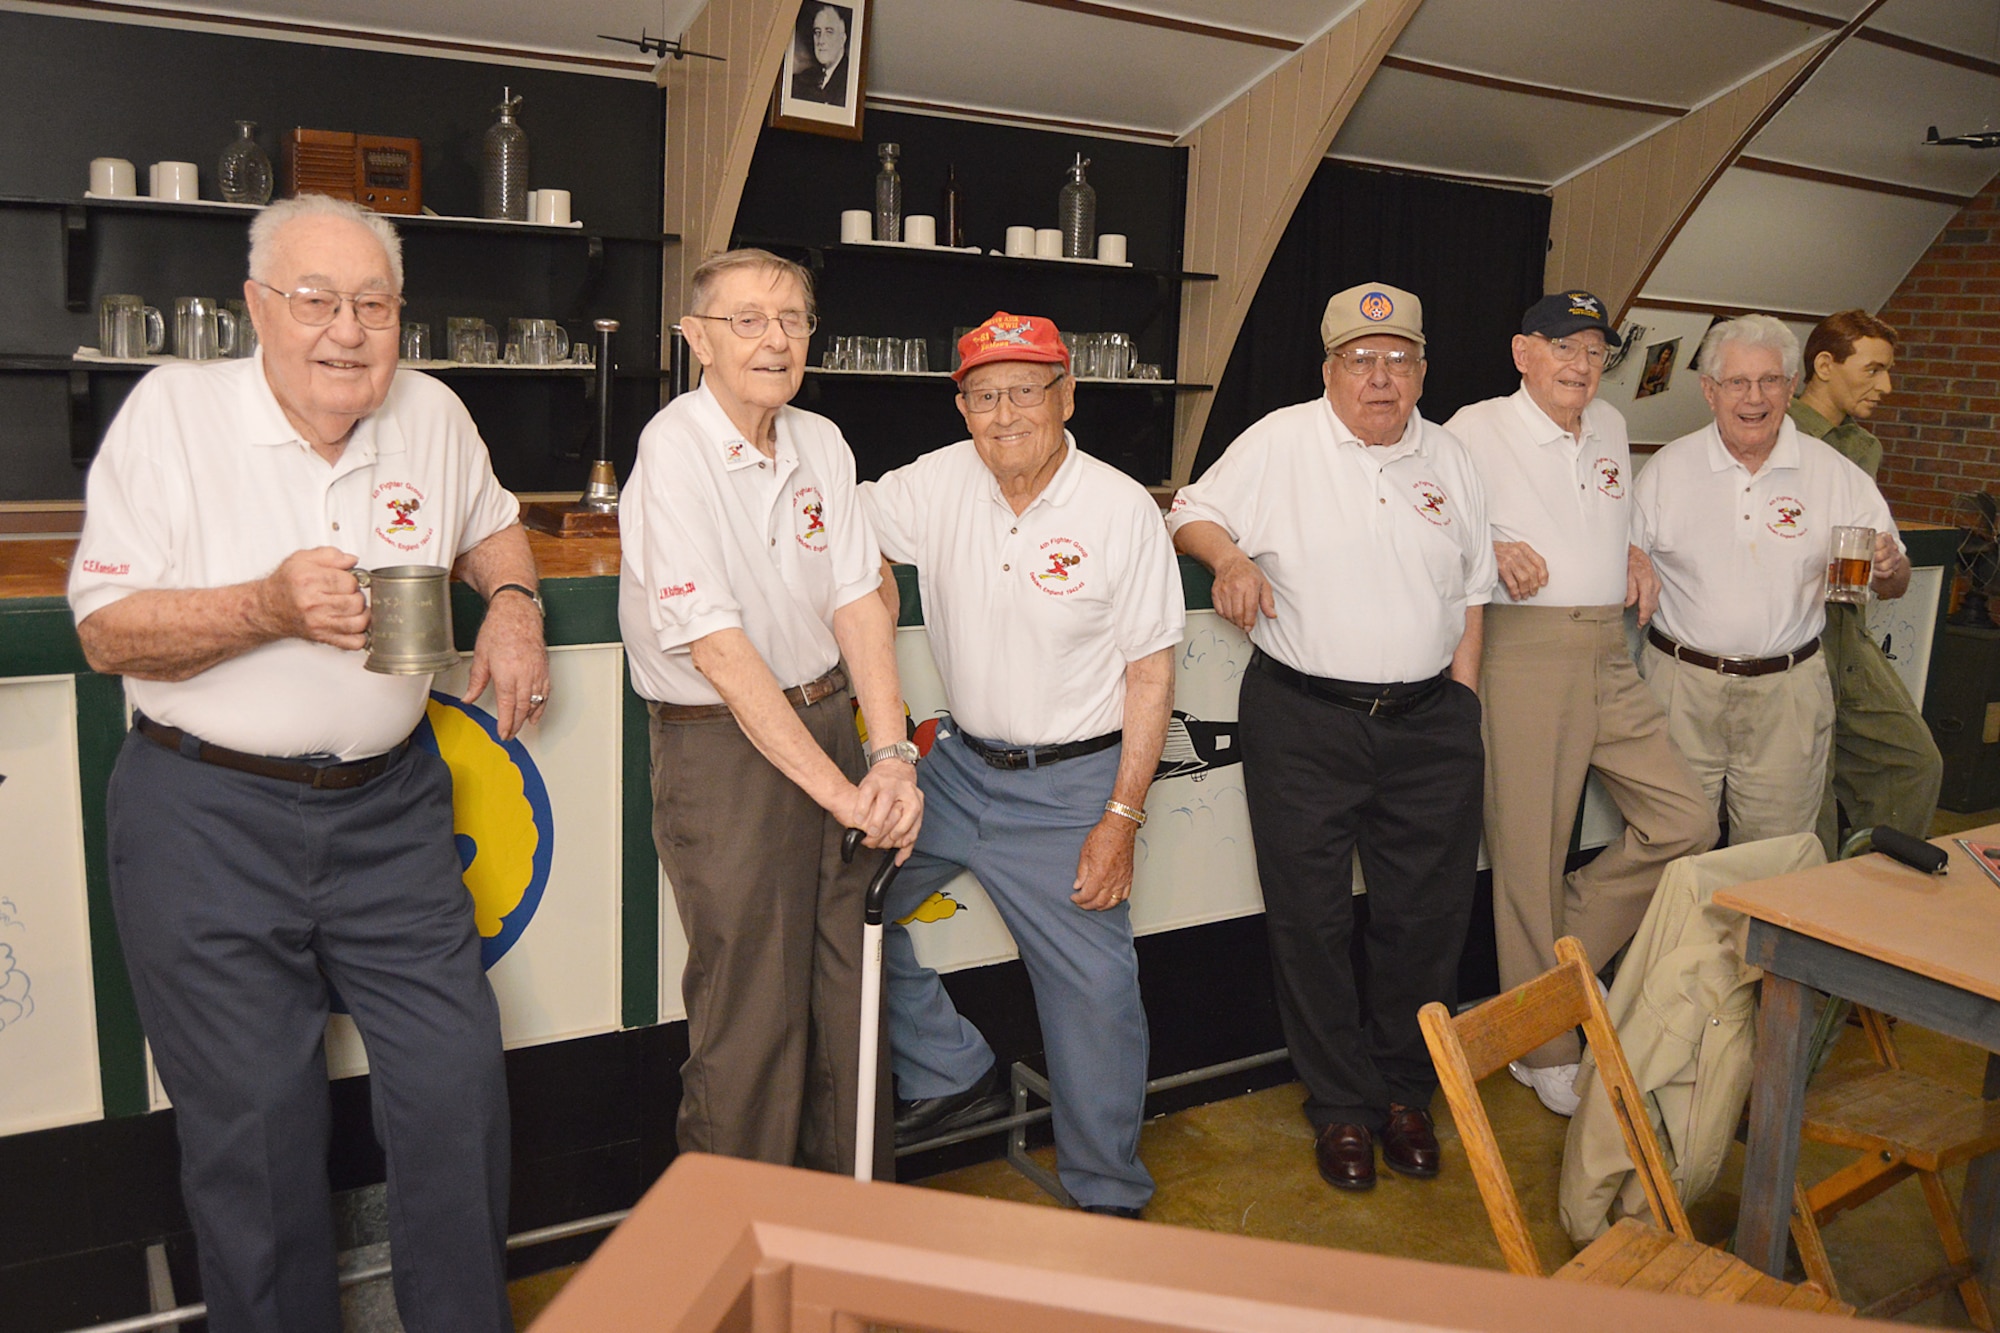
[1522,291,1622,347]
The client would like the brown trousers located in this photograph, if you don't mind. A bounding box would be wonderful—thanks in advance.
[648,688,892,1177]
[1482,606,1717,1065]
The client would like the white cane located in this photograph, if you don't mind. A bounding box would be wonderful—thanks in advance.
[841,828,899,1183]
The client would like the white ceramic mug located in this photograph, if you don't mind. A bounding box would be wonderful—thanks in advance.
[150,161,199,202]
[1097,233,1128,264]
[1004,225,1035,257]
[533,188,571,225]
[90,157,137,197]
[903,214,936,247]
[1034,228,1063,259]
[840,209,871,243]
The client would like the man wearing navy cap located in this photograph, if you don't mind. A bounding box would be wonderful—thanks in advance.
[1170,283,1493,1192]
[1445,292,1715,1117]
[861,312,1183,1217]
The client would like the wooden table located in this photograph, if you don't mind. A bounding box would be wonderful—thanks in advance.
[1715,826,2000,1286]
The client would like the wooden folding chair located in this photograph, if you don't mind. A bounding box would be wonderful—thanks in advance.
[1419,936,1851,1313]
[1790,1003,2000,1325]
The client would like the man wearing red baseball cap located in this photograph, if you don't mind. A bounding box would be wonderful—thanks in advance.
[860,311,1185,1217]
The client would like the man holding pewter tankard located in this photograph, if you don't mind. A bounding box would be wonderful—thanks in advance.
[68,194,548,1332]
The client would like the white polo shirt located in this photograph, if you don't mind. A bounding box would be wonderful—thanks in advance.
[863,434,1184,746]
[1167,398,1496,683]
[618,383,881,706]
[69,355,521,760]
[1446,387,1631,608]
[1632,417,1900,658]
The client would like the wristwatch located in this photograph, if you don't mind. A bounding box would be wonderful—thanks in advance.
[492,583,544,616]
[868,740,921,767]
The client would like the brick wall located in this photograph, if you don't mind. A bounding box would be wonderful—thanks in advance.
[1872,175,2000,526]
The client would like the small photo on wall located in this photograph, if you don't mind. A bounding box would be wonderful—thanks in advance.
[1634,338,1681,400]
[771,0,869,140]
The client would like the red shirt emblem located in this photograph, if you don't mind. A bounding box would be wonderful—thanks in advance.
[1030,537,1089,596]
[1411,480,1451,526]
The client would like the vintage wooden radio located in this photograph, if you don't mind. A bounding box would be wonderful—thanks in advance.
[282,130,423,215]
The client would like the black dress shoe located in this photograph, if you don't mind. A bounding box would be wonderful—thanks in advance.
[1381,1105,1440,1179]
[1314,1122,1375,1191]
[894,1062,1010,1147]
[1081,1204,1144,1219]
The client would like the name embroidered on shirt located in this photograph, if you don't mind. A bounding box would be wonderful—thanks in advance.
[80,558,130,575]
[659,581,696,600]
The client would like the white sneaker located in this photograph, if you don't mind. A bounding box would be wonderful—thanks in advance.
[1508,1060,1582,1116]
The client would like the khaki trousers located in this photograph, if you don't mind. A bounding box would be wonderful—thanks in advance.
[1482,605,1716,1066]
[1815,601,1944,856]
[1640,643,1834,847]
[648,688,891,1178]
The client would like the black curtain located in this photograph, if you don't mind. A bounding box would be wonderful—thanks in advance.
[1193,163,1552,478]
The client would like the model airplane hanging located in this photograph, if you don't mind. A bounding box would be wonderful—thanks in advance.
[598,29,725,61]
[1926,126,2000,149]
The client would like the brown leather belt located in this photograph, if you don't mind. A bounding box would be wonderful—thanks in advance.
[649,665,847,723]
[1646,627,1820,677]
[133,713,404,790]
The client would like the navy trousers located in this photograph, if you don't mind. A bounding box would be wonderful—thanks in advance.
[106,729,511,1333]
[882,724,1153,1210]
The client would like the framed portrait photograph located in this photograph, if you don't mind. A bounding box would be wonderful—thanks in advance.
[1634,338,1681,400]
[771,0,869,139]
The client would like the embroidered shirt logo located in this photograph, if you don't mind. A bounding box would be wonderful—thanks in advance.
[1595,458,1624,498]
[372,481,435,553]
[1411,480,1451,526]
[1767,495,1807,538]
[793,486,828,552]
[727,440,745,461]
[1359,291,1395,322]
[659,581,696,600]
[1030,537,1089,596]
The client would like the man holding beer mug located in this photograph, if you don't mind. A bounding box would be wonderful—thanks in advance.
[1170,283,1493,1193]
[1789,311,1942,856]
[1633,314,1909,846]
[69,194,547,1332]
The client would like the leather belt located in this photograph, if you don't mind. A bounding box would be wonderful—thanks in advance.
[1250,649,1447,718]
[958,727,1120,771]
[649,666,847,723]
[1646,627,1820,677]
[133,713,403,790]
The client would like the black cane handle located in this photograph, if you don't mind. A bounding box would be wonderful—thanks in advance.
[841,827,899,925]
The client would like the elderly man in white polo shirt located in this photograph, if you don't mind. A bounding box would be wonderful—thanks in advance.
[1171,282,1494,1194]
[1444,291,1715,1116]
[862,311,1182,1217]
[618,249,920,1180]
[69,194,546,1333]
[1634,314,1909,845]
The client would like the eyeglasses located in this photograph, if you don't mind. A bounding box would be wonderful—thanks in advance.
[1327,348,1423,378]
[1534,334,1611,367]
[960,371,1067,414]
[687,309,819,340]
[1709,373,1792,397]
[255,282,402,330]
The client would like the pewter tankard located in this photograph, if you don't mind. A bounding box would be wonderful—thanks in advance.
[354,565,459,675]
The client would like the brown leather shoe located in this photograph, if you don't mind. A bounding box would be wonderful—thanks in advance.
[1381,1105,1440,1178]
[1314,1122,1376,1191]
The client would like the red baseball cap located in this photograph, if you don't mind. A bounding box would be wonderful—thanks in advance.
[952,311,1071,382]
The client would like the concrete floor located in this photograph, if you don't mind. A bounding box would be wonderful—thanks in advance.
[506,1018,1994,1328]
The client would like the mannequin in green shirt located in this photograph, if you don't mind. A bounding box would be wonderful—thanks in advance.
[1789,310,1941,855]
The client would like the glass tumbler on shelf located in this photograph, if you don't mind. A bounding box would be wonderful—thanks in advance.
[1104,332,1134,379]
[883,337,905,372]
[906,339,928,373]
[217,120,272,205]
[874,143,903,243]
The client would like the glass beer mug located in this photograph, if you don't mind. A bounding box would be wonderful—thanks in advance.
[1827,526,1874,605]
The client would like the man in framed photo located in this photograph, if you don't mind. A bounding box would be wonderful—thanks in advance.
[791,3,852,106]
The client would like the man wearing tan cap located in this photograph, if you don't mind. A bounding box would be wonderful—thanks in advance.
[1170,283,1494,1192]
[1445,291,1715,1117]
[861,312,1183,1217]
